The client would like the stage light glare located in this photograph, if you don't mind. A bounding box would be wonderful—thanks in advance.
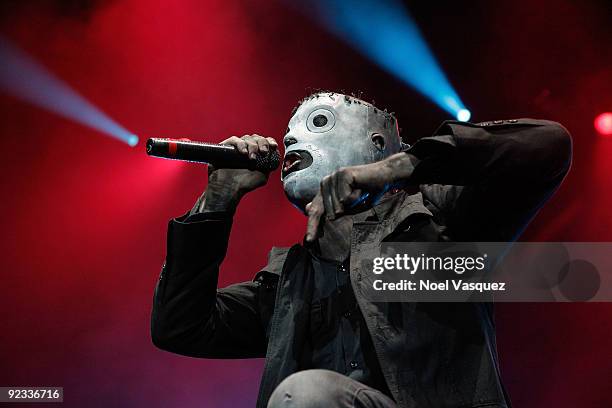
[304,0,469,120]
[0,36,136,147]
[594,112,612,136]
[128,134,139,147]
[457,109,471,122]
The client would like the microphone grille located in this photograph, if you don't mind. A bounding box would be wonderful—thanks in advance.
[253,150,281,172]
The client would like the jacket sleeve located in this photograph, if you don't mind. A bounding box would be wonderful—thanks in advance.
[150,211,274,358]
[406,119,572,241]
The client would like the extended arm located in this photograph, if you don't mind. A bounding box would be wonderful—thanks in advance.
[407,119,572,240]
[151,134,279,358]
[306,119,572,241]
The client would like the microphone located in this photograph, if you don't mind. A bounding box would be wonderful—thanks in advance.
[146,138,280,172]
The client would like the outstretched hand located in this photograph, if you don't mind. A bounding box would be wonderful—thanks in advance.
[305,152,420,242]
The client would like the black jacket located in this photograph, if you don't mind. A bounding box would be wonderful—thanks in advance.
[151,119,572,408]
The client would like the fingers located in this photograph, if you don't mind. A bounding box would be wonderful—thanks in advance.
[305,193,324,242]
[252,134,273,154]
[220,134,278,159]
[335,168,355,205]
[320,175,337,220]
[243,137,259,160]
[318,168,357,220]
[253,134,278,154]
[221,136,248,155]
[322,174,345,218]
[305,166,366,241]
[265,137,279,151]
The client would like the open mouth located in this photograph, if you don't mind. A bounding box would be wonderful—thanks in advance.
[281,150,313,179]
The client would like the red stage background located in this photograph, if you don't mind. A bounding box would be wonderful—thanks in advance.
[1,0,611,407]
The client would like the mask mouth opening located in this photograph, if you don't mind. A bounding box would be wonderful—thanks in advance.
[281,150,313,179]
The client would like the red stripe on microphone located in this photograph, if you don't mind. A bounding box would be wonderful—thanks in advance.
[168,141,177,156]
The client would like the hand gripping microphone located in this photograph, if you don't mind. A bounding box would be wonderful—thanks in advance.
[146,138,280,172]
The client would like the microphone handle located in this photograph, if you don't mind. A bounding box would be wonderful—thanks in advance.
[146,138,280,172]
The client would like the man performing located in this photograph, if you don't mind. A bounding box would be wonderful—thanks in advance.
[151,92,572,408]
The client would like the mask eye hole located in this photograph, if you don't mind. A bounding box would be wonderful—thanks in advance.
[306,108,335,133]
[312,114,328,127]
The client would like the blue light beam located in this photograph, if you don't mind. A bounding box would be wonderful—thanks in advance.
[0,37,138,146]
[307,0,470,121]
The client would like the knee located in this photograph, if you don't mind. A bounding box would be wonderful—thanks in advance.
[267,369,344,408]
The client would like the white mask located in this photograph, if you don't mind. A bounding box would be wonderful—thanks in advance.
[281,92,402,211]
